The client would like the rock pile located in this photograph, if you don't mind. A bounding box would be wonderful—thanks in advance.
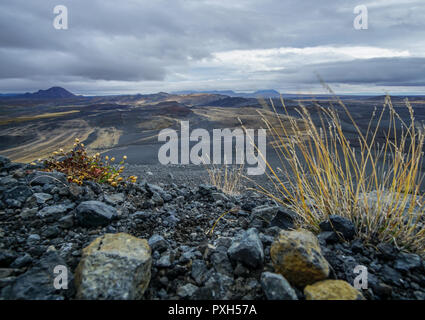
[0,157,425,300]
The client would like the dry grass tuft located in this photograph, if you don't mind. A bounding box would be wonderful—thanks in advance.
[204,162,245,195]
[244,90,425,254]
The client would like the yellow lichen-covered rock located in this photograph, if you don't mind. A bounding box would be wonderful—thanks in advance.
[270,229,329,287]
[75,233,151,300]
[304,280,365,300]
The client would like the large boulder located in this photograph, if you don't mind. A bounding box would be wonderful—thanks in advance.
[74,233,152,300]
[304,280,364,300]
[75,201,118,227]
[227,228,264,269]
[270,229,329,287]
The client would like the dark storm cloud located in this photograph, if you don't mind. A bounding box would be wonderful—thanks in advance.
[278,57,425,87]
[0,0,424,93]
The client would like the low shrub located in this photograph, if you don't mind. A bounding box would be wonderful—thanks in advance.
[42,138,137,186]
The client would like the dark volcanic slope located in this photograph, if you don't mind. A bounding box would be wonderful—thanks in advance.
[1,89,424,165]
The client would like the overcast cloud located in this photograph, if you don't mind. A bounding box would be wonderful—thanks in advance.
[0,0,424,95]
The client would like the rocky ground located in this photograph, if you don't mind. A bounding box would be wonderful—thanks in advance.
[1,155,425,300]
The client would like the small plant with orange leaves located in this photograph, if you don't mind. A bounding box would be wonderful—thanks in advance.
[43,138,138,186]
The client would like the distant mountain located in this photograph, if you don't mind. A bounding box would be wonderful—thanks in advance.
[0,93,20,97]
[22,87,76,99]
[173,90,237,96]
[172,89,282,98]
[252,89,281,97]
[201,96,259,108]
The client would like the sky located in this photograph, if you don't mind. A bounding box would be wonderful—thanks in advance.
[1,0,425,95]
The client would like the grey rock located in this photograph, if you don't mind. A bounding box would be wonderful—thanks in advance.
[0,177,17,186]
[75,233,151,300]
[148,235,169,253]
[131,211,151,219]
[58,214,74,229]
[157,288,168,299]
[27,234,41,244]
[42,226,61,239]
[318,231,339,244]
[376,243,397,260]
[19,207,37,218]
[151,192,164,206]
[394,252,422,273]
[233,262,249,277]
[146,183,164,194]
[158,276,169,287]
[371,281,393,298]
[350,239,364,254]
[211,251,234,276]
[381,265,402,286]
[227,228,264,269]
[104,193,125,206]
[75,201,118,227]
[252,205,278,223]
[177,283,198,298]
[1,251,72,300]
[179,249,201,263]
[156,253,172,268]
[319,215,356,240]
[270,208,297,230]
[193,272,233,300]
[2,185,32,203]
[4,162,24,171]
[42,184,58,194]
[191,259,209,285]
[216,237,233,248]
[32,193,53,205]
[211,193,229,202]
[10,254,32,268]
[28,171,68,187]
[163,210,180,227]
[37,204,68,217]
[0,250,18,267]
[414,291,425,300]
[197,184,216,196]
[83,181,102,195]
[5,199,22,208]
[161,192,173,202]
[259,233,274,246]
[0,156,11,169]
